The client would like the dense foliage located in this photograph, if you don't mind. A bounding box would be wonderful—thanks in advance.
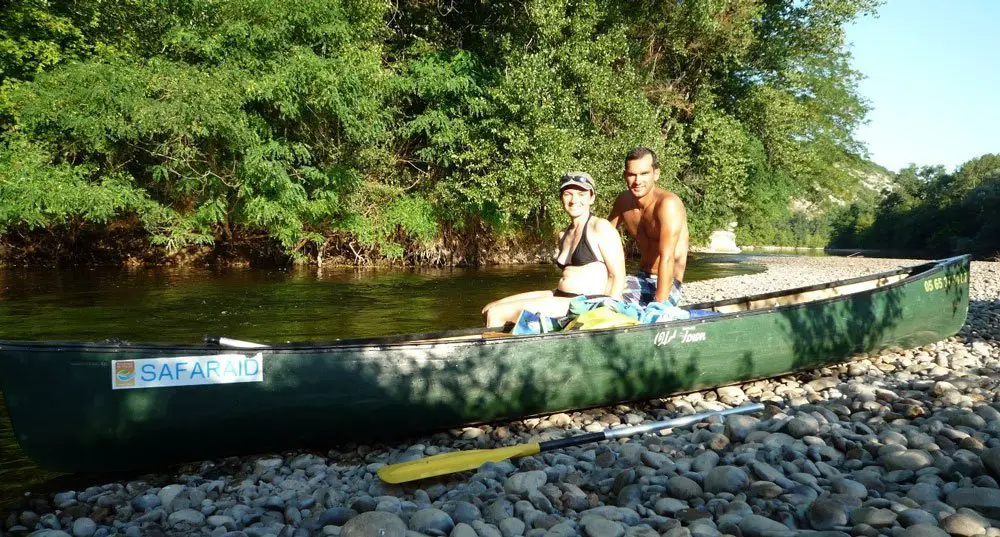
[0,0,880,265]
[830,154,1000,259]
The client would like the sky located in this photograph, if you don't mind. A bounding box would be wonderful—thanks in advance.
[844,1,1000,173]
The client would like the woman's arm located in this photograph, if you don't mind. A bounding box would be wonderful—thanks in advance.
[595,218,626,299]
[554,229,566,264]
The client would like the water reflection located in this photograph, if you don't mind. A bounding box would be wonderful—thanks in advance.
[0,256,762,344]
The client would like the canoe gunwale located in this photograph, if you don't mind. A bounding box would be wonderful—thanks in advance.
[0,255,970,355]
[683,264,919,310]
[442,254,966,348]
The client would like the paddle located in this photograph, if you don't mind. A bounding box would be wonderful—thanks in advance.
[377,402,765,484]
[204,336,268,349]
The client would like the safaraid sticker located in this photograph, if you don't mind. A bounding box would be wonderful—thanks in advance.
[111,353,264,390]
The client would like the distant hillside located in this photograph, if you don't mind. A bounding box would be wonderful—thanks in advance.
[789,159,893,216]
[827,153,1000,258]
[856,162,894,194]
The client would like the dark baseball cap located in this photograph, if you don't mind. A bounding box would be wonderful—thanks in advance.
[559,172,595,192]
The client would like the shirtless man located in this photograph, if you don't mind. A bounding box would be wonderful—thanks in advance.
[481,172,626,327]
[608,147,689,306]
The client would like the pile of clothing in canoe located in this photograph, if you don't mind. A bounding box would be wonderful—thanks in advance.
[511,295,720,335]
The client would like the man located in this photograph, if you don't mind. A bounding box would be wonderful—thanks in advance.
[608,147,689,306]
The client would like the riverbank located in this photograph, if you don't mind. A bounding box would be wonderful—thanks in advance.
[3,255,998,537]
[0,231,558,269]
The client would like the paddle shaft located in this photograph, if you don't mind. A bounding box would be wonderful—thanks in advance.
[536,403,765,453]
[204,336,268,349]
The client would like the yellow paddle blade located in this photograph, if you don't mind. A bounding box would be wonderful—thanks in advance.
[377,442,542,484]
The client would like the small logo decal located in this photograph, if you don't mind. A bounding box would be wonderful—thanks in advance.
[114,360,136,387]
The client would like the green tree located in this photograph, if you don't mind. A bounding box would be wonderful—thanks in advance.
[0,0,890,265]
[1,0,432,261]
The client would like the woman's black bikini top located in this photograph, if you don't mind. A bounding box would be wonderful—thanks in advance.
[556,215,601,269]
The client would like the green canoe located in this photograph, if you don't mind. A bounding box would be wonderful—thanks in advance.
[0,255,970,473]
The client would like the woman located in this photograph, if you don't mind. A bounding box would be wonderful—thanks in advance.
[481,172,626,327]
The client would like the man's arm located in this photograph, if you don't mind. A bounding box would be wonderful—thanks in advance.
[595,219,626,298]
[654,195,685,303]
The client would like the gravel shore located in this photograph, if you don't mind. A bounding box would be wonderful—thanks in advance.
[4,256,999,537]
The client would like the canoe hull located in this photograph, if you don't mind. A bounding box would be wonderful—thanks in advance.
[0,256,971,473]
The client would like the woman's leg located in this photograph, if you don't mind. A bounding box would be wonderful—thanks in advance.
[482,290,555,324]
[484,296,572,327]
[483,290,556,311]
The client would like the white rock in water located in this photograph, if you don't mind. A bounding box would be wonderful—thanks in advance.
[705,229,741,253]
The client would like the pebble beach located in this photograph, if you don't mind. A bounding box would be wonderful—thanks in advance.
[4,255,1000,537]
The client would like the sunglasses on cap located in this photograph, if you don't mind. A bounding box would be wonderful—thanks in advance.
[559,172,595,191]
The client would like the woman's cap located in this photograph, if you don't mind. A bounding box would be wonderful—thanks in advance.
[559,172,595,192]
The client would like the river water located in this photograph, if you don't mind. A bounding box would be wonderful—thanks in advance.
[0,253,769,508]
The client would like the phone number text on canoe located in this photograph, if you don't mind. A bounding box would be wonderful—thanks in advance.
[923,272,968,293]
